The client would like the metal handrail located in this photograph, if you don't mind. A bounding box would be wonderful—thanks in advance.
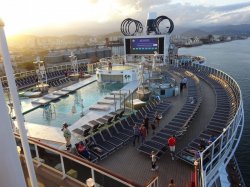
[191,64,244,187]
[14,133,143,187]
[144,175,159,187]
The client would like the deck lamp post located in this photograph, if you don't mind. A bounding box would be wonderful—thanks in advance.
[0,19,38,187]
[86,178,95,187]
[194,160,199,187]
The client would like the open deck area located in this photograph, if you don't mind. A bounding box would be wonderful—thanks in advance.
[97,70,216,187]
[16,64,242,187]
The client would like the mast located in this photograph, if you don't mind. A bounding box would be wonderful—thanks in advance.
[0,19,38,187]
[0,79,27,187]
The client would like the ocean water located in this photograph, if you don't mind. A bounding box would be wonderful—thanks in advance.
[179,38,250,184]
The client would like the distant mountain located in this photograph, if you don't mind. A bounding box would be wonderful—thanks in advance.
[199,24,250,36]
[179,29,209,37]
[177,24,250,37]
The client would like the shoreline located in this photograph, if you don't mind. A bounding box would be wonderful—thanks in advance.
[179,37,248,48]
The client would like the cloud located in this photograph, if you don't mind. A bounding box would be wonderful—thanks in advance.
[146,2,250,27]
[23,1,250,36]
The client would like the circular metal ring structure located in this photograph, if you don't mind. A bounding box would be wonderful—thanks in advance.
[120,18,143,36]
[155,16,174,34]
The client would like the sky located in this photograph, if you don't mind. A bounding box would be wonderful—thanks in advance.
[0,0,250,36]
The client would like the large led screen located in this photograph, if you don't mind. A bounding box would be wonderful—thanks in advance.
[130,38,158,54]
[125,37,164,55]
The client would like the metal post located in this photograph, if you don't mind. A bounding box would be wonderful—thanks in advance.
[123,93,126,111]
[34,145,41,167]
[0,81,27,187]
[60,155,66,179]
[131,92,133,112]
[91,168,95,183]
[0,20,38,187]
[119,90,122,109]
[114,94,116,111]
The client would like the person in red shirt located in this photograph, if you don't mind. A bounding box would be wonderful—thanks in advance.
[168,135,176,160]
[139,124,147,145]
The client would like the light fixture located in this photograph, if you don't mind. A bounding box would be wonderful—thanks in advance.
[17,146,21,154]
[86,178,95,187]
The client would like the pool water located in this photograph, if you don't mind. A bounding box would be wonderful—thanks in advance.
[24,82,125,127]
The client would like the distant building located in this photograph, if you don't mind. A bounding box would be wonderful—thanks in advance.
[44,47,111,64]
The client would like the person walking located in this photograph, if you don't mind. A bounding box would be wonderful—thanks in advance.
[133,124,140,146]
[168,135,176,160]
[144,115,149,134]
[62,123,72,151]
[140,124,147,145]
[151,121,156,134]
[154,111,162,127]
[168,179,176,187]
[150,151,158,171]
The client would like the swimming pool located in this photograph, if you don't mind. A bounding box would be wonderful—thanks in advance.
[24,82,125,127]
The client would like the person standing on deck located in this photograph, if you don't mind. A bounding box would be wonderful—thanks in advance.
[168,179,176,187]
[154,111,162,127]
[150,151,158,171]
[62,123,72,150]
[140,124,147,145]
[182,77,188,88]
[133,124,140,146]
[151,121,156,134]
[168,135,176,160]
[144,115,149,133]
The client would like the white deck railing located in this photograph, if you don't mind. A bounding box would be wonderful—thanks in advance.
[15,134,146,187]
[191,64,244,187]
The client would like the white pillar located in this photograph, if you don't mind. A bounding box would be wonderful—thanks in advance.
[0,19,38,187]
[0,82,26,187]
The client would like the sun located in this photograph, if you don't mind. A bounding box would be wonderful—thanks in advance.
[0,0,137,37]
[0,0,113,36]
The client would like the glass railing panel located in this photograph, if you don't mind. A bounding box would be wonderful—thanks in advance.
[63,157,91,183]
[37,146,61,171]
[94,170,130,187]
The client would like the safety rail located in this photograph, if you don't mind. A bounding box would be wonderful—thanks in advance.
[0,61,91,82]
[144,176,159,187]
[191,64,244,187]
[14,133,149,187]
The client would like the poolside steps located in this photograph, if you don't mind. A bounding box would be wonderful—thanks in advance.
[31,98,51,105]
[110,90,128,95]
[97,99,115,105]
[89,104,111,111]
[43,93,61,100]
[52,90,70,96]
[104,95,120,100]
[61,77,96,92]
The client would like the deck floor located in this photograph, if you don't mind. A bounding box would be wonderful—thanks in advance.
[99,73,216,187]
[21,70,217,187]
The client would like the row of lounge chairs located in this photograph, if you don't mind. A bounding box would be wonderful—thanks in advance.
[72,98,172,162]
[49,77,71,87]
[15,75,37,90]
[177,66,238,165]
[138,73,202,158]
[72,110,125,139]
[72,110,130,161]
[1,63,89,90]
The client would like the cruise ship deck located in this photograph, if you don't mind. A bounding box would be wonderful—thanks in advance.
[14,63,244,187]
[0,14,245,187]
